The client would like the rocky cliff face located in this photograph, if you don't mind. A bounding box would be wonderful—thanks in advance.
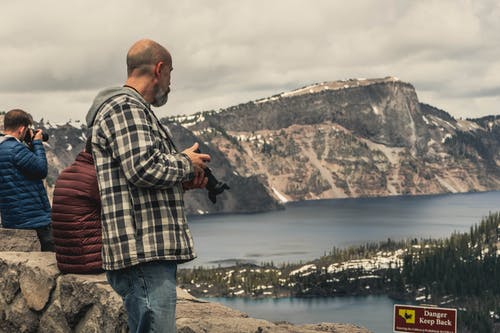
[0,116,281,215]
[0,229,371,333]
[173,77,500,202]
[2,77,499,212]
[168,123,283,214]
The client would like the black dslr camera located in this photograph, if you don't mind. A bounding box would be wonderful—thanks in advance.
[195,149,229,204]
[23,129,49,150]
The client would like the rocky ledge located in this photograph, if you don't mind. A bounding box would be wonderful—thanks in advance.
[0,229,371,333]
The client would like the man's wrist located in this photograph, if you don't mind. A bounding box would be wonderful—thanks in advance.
[179,152,195,180]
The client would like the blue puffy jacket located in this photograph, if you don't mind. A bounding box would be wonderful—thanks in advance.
[0,135,51,229]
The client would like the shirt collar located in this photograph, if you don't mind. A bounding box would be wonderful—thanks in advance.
[3,134,20,142]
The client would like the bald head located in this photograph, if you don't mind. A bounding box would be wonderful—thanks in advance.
[126,39,171,77]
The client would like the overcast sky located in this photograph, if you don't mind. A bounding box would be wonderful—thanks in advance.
[1,1,499,124]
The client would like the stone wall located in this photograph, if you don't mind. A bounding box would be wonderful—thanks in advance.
[0,229,371,333]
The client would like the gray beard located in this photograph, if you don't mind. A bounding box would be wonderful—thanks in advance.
[152,88,169,107]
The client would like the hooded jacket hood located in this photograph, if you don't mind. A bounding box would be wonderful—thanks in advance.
[0,134,17,145]
[85,86,148,128]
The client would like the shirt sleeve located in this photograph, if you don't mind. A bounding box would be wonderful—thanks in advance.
[13,140,48,180]
[99,98,194,188]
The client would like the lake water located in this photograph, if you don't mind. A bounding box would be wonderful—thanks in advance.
[186,191,500,268]
[206,295,410,333]
[184,191,500,332]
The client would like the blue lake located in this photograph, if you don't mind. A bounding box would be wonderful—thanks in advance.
[205,295,409,333]
[184,191,500,332]
[186,191,500,268]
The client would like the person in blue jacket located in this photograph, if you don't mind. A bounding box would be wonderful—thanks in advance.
[0,109,54,251]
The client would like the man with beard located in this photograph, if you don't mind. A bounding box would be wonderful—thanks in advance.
[86,39,210,333]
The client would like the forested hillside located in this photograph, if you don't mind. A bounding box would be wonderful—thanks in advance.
[179,212,500,332]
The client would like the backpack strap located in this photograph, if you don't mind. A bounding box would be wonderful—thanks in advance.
[84,136,93,153]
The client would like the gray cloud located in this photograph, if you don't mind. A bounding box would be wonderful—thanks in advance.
[0,0,499,122]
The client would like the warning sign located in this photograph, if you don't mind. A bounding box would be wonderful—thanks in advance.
[393,304,457,333]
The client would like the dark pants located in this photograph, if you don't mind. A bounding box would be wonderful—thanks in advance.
[36,225,55,252]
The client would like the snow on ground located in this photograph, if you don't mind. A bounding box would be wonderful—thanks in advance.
[272,187,289,203]
[257,77,401,102]
[327,250,404,274]
[441,133,453,143]
[289,264,316,276]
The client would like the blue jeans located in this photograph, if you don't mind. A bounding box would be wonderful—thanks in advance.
[106,261,177,333]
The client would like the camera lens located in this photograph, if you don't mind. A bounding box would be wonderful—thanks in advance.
[193,148,229,203]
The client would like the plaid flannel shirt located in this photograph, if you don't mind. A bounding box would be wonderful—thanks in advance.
[91,90,196,270]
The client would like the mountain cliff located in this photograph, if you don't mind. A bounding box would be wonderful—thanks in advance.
[171,77,500,203]
[2,77,499,214]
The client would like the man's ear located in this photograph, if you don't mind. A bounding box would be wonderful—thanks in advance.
[154,62,163,79]
[18,125,28,140]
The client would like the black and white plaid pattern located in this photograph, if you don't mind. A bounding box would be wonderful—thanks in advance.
[92,94,196,270]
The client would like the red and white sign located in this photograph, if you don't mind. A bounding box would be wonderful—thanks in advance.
[393,304,457,333]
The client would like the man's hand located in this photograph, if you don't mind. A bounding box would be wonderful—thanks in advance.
[183,165,208,190]
[182,142,211,169]
[33,129,44,141]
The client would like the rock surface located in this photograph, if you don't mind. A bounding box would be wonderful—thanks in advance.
[0,229,40,252]
[181,78,500,204]
[0,229,372,333]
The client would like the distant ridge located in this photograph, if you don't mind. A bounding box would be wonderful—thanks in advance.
[7,77,499,215]
[255,76,402,103]
[172,77,500,205]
